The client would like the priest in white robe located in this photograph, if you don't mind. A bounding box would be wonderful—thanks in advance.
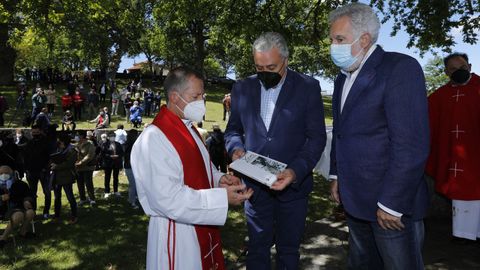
[131,67,253,270]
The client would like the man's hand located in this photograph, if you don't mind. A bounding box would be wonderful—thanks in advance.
[50,163,57,170]
[226,184,253,205]
[377,208,404,231]
[232,149,245,161]
[219,174,241,188]
[271,169,296,191]
[330,179,341,204]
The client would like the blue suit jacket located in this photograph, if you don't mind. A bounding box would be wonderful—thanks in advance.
[225,70,326,202]
[329,46,430,221]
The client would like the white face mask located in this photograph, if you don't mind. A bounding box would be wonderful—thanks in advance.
[0,174,10,181]
[176,93,206,123]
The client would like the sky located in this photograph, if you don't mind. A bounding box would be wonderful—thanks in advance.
[119,6,479,94]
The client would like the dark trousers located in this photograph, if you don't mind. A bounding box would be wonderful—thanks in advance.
[346,214,425,270]
[144,101,152,116]
[0,112,4,126]
[54,183,77,218]
[74,105,82,120]
[104,167,120,193]
[26,170,51,215]
[245,192,308,270]
[77,170,95,201]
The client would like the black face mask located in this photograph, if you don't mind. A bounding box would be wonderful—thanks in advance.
[257,72,282,90]
[451,69,471,84]
[257,61,285,90]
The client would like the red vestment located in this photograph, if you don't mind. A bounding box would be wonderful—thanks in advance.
[426,73,480,200]
[152,106,225,270]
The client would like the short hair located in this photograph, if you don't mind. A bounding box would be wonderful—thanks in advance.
[117,124,124,130]
[329,3,381,44]
[77,130,87,138]
[444,52,469,67]
[252,32,289,59]
[58,132,72,146]
[164,67,204,96]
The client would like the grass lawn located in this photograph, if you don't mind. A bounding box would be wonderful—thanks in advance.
[0,171,334,270]
[1,80,334,269]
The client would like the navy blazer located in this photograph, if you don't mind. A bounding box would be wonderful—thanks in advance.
[329,46,430,221]
[225,70,326,202]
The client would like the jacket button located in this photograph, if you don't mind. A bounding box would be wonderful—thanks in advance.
[266,137,272,141]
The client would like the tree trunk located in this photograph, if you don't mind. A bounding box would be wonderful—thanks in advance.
[0,23,16,85]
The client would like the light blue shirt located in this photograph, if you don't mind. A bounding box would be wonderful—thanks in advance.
[260,70,288,131]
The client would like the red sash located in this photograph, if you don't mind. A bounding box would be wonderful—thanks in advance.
[152,106,225,270]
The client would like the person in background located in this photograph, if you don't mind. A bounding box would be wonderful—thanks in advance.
[61,110,76,131]
[86,88,99,119]
[114,124,127,150]
[206,124,227,173]
[31,88,46,121]
[426,52,480,243]
[129,101,143,128]
[123,92,133,122]
[45,84,56,117]
[124,129,139,209]
[111,89,120,116]
[143,88,154,117]
[327,3,429,269]
[0,165,35,248]
[33,107,51,135]
[24,125,52,219]
[0,92,8,127]
[50,133,78,224]
[100,133,124,198]
[75,131,97,207]
[61,91,73,113]
[99,81,108,103]
[89,109,109,129]
[72,88,83,121]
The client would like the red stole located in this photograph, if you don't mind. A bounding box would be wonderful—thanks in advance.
[152,106,225,270]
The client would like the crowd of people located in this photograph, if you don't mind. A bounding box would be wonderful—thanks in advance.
[0,77,164,130]
[1,2,479,269]
[0,123,142,248]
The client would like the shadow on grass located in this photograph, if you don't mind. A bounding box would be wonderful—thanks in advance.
[0,181,148,270]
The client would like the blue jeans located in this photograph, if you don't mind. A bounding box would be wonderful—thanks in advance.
[125,168,137,205]
[245,192,308,270]
[346,214,424,270]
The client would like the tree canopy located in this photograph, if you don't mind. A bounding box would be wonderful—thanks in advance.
[0,0,478,84]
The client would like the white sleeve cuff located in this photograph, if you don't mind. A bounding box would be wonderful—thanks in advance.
[328,175,338,181]
[377,202,403,217]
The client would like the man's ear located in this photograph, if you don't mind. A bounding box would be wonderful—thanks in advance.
[360,33,371,48]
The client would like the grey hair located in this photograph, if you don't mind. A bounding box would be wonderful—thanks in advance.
[329,3,381,44]
[163,66,204,96]
[252,32,289,59]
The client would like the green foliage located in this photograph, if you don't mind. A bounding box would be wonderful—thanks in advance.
[424,55,449,94]
[371,0,480,54]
